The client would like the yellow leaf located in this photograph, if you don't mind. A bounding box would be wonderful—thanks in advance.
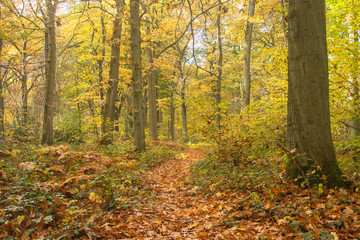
[89,192,96,201]
[219,205,223,210]
[17,215,25,223]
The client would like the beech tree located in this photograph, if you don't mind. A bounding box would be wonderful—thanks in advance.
[42,0,58,145]
[242,0,255,108]
[130,0,145,151]
[286,0,344,187]
[0,9,3,137]
[215,0,223,128]
[102,0,124,143]
[145,9,157,141]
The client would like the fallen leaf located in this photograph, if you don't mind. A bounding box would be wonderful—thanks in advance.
[89,192,96,201]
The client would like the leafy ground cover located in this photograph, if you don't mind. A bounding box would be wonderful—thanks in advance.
[0,140,360,239]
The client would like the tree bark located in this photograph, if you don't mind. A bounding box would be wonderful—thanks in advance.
[102,0,124,142]
[242,0,255,108]
[42,0,57,145]
[0,22,4,137]
[98,5,106,122]
[216,1,223,128]
[286,0,344,188]
[181,91,189,142]
[176,44,189,142]
[349,2,359,138]
[146,22,158,140]
[130,0,145,151]
[124,93,133,140]
[21,41,28,127]
[88,99,98,136]
[170,90,175,140]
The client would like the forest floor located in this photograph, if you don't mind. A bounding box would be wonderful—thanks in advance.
[105,148,240,239]
[0,141,360,239]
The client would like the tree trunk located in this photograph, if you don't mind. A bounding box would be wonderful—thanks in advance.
[349,3,359,138]
[88,99,98,136]
[181,92,189,142]
[102,0,124,142]
[176,43,189,142]
[170,90,175,140]
[98,6,106,121]
[146,22,158,140]
[124,93,133,140]
[286,0,344,188]
[21,41,28,127]
[0,26,4,137]
[130,0,145,151]
[242,0,255,108]
[114,94,124,132]
[42,0,57,145]
[216,1,223,128]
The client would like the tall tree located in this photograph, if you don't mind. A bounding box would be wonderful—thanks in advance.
[215,0,223,128]
[19,40,29,127]
[348,0,359,138]
[98,1,106,123]
[42,0,58,145]
[102,0,124,142]
[242,0,255,108]
[176,42,190,142]
[0,7,4,137]
[130,0,145,151]
[145,11,158,140]
[286,0,344,188]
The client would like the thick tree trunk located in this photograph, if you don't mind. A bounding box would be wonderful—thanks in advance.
[130,0,145,151]
[216,2,223,128]
[286,0,344,188]
[242,0,255,108]
[42,0,57,145]
[102,0,124,142]
[145,22,158,140]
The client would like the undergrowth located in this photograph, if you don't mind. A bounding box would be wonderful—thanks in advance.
[0,140,179,239]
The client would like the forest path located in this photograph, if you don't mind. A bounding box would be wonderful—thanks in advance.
[111,148,237,239]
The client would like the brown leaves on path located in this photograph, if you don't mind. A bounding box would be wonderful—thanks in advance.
[105,149,240,239]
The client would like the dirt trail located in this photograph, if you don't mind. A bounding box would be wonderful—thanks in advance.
[110,148,236,239]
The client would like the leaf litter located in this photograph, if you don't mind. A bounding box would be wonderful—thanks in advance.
[0,141,359,239]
